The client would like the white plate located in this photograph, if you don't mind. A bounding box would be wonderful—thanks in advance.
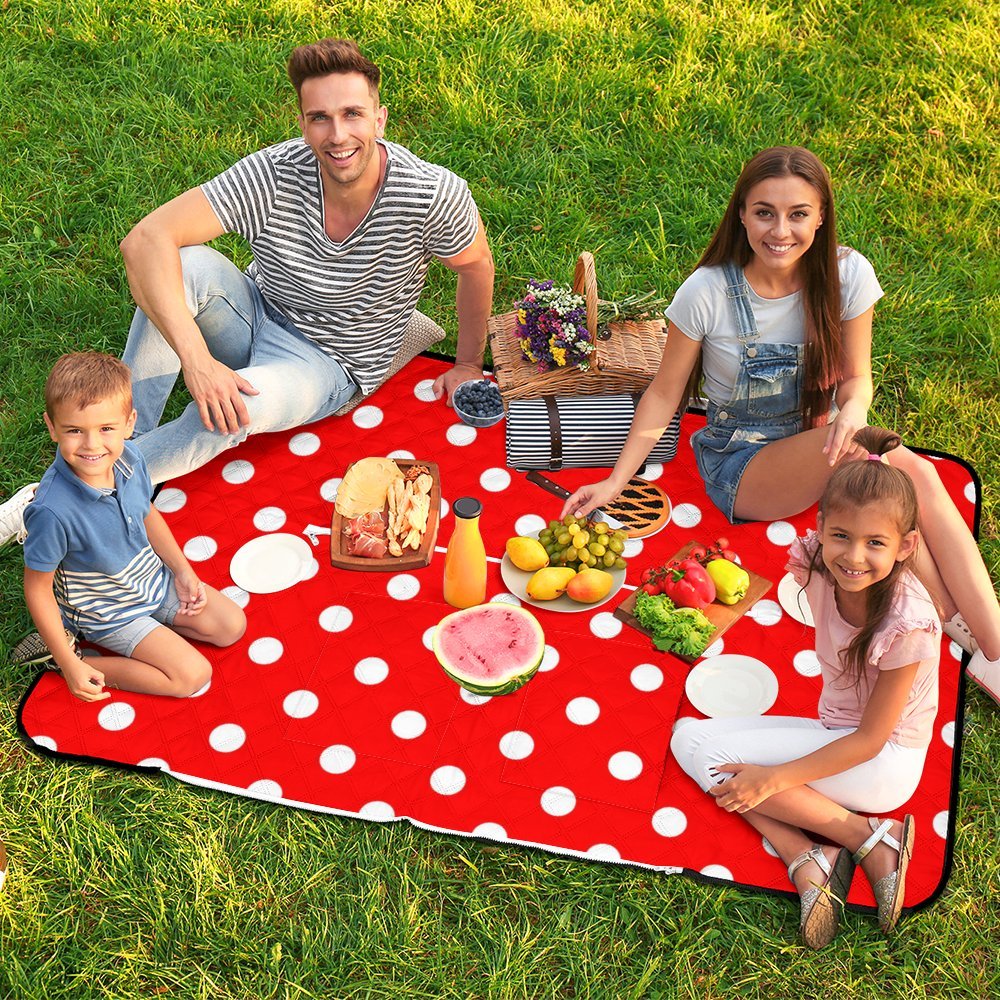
[499,555,626,614]
[777,572,814,627]
[229,533,313,594]
[685,654,779,718]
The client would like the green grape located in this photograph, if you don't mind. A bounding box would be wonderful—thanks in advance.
[589,542,606,557]
[562,515,576,527]
[572,533,587,549]
[575,516,588,528]
[592,521,609,535]
[608,536,625,554]
[539,530,553,544]
[548,520,561,532]
[568,523,581,536]
[602,552,617,568]
[576,530,590,547]
[613,557,626,571]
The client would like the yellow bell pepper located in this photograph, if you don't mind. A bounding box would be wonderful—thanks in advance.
[705,558,750,605]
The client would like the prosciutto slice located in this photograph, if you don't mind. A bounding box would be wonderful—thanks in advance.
[344,510,388,559]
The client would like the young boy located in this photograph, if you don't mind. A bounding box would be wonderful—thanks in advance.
[20,352,246,702]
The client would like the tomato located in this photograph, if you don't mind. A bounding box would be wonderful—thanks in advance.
[715,537,730,551]
[642,582,662,595]
[689,544,708,562]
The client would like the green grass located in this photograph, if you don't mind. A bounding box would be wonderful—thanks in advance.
[2,0,999,996]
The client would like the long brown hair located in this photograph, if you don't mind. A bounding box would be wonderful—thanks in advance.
[688,146,842,427]
[807,427,920,688]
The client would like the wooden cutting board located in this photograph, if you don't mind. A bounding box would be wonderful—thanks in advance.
[330,459,441,572]
[613,541,772,662]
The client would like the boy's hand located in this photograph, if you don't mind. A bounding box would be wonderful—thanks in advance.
[175,570,207,616]
[62,657,110,703]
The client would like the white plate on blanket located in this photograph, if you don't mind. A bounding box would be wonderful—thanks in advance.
[685,655,779,718]
[777,572,815,627]
[230,534,313,594]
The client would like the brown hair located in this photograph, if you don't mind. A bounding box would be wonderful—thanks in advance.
[808,426,920,687]
[45,352,133,419]
[688,146,842,428]
[287,39,380,105]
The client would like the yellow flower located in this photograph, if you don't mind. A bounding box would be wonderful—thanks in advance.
[517,309,527,325]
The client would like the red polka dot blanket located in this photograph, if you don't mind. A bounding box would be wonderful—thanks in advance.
[18,354,975,913]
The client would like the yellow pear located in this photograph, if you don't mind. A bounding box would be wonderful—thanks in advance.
[506,536,550,572]
[526,566,577,601]
[565,567,615,604]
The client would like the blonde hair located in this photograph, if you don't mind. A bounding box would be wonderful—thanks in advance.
[45,352,133,419]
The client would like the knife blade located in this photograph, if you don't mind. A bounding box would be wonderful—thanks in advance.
[524,471,626,531]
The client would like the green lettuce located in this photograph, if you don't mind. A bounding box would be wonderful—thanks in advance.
[633,591,715,658]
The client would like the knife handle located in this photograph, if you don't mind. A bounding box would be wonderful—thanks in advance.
[525,470,571,500]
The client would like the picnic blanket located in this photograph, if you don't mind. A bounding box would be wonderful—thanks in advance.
[18,354,976,913]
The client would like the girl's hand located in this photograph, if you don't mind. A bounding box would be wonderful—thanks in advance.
[559,479,620,520]
[822,400,869,467]
[62,657,110,703]
[176,571,207,616]
[708,763,783,813]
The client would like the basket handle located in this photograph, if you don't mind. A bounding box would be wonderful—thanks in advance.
[572,252,598,339]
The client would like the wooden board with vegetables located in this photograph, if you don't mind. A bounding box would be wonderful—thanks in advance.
[613,540,772,662]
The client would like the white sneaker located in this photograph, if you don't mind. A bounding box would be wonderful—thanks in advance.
[943,612,978,654]
[967,649,1000,705]
[0,483,38,547]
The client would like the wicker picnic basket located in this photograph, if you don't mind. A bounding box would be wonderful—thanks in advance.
[488,252,667,403]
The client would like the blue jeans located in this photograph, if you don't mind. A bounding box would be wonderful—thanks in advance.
[123,246,359,484]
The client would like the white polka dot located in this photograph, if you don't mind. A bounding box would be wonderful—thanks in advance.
[221,585,250,609]
[652,807,688,837]
[98,702,135,732]
[320,477,342,502]
[183,535,217,561]
[319,606,353,632]
[948,640,963,661]
[253,506,286,531]
[702,637,725,657]
[480,467,511,492]
[623,538,644,559]
[289,432,321,455]
[300,557,320,581]
[460,689,491,706]
[473,822,508,840]
[283,690,319,718]
[190,680,211,698]
[539,645,560,673]
[631,663,663,692]
[672,503,702,528]
[359,800,396,821]
[138,757,169,771]
[540,786,576,817]
[566,697,600,725]
[643,463,664,481]
[422,626,437,650]
[747,600,782,626]
[609,751,643,780]
[700,864,733,880]
[762,837,779,858]
[586,843,621,861]
[414,378,437,402]
[766,521,797,547]
[590,612,623,639]
[248,637,283,665]
[793,649,821,677]
[439,497,451,519]
[209,724,246,753]
[932,811,949,839]
[940,721,955,748]
[446,423,477,446]
[153,487,186,513]
[352,405,383,429]
[431,765,467,795]
[320,744,356,774]
[387,574,420,600]
[489,590,522,606]
[354,657,389,685]
[247,779,283,799]
[499,730,534,760]
[221,459,255,484]
[391,710,427,740]
[672,716,697,732]
[387,449,415,460]
[32,735,57,751]
[514,514,547,536]
[964,482,977,504]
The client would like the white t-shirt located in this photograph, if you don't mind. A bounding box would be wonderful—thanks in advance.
[665,249,884,405]
[202,138,480,394]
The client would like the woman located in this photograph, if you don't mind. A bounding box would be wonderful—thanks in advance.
[562,146,1000,701]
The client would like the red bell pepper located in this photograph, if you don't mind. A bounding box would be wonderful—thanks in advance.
[662,558,717,610]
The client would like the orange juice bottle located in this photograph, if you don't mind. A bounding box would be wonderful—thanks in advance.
[443,497,487,609]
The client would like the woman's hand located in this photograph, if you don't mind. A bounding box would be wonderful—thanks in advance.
[708,763,785,813]
[559,479,621,520]
[822,398,869,467]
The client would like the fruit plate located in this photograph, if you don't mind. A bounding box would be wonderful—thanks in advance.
[499,556,626,614]
[330,460,441,572]
[613,541,772,662]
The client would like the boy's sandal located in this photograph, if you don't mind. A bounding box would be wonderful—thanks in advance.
[852,815,914,934]
[10,629,79,671]
[787,844,856,950]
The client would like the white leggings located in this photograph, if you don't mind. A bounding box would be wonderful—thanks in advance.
[670,715,927,814]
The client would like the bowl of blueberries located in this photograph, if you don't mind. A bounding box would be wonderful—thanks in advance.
[452,379,505,428]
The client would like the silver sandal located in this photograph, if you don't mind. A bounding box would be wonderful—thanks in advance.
[852,815,914,934]
[787,844,856,949]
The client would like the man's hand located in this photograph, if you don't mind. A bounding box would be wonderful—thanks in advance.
[433,363,484,407]
[183,357,260,433]
[62,657,111,703]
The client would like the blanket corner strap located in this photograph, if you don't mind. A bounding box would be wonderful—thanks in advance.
[544,396,563,470]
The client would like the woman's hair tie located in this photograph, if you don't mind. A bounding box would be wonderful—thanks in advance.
[867,453,885,462]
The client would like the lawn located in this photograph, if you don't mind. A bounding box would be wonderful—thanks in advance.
[1,1,998,997]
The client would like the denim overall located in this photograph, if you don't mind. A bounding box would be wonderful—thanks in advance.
[690,262,805,524]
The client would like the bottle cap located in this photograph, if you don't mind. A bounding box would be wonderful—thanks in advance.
[452,497,483,520]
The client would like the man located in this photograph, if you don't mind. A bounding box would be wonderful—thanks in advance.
[116,37,494,484]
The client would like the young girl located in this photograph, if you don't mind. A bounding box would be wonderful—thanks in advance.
[671,427,939,948]
[561,146,999,702]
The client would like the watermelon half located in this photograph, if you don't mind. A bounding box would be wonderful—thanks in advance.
[433,603,545,696]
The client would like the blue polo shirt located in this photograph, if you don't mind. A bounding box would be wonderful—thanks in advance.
[23,442,170,640]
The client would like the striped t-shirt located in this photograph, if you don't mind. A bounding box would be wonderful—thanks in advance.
[201,138,480,393]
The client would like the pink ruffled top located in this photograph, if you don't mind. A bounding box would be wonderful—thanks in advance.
[786,530,941,749]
